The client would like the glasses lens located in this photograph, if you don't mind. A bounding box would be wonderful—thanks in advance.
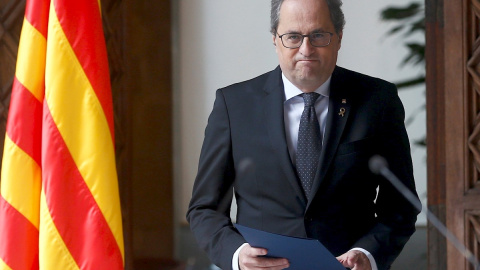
[310,33,331,47]
[280,33,332,48]
[282,34,303,48]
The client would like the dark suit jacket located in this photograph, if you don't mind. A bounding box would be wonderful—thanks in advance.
[187,66,420,270]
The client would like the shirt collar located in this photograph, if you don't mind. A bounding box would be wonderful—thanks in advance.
[282,73,331,101]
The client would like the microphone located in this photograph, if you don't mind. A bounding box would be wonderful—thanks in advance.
[369,155,480,270]
[369,156,421,211]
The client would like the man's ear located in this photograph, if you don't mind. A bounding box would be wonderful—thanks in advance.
[272,34,277,46]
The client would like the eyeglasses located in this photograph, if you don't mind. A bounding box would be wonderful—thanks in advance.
[277,32,334,48]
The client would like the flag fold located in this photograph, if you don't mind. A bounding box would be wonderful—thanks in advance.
[0,0,124,269]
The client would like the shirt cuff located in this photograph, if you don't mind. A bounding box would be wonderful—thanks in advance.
[232,243,249,270]
[351,247,378,270]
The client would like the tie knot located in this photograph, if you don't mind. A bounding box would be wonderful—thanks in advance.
[301,92,320,107]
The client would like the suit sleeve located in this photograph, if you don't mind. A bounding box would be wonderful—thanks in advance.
[186,89,245,270]
[353,85,420,269]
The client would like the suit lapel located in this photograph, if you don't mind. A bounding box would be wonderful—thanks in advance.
[263,67,307,205]
[307,67,352,204]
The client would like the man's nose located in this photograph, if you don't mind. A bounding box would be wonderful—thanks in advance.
[299,37,315,56]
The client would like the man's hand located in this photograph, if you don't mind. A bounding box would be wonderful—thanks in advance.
[336,250,372,270]
[238,244,289,270]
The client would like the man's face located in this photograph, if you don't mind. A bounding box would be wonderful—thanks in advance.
[273,0,342,92]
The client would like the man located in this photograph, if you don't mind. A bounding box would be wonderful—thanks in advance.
[187,0,420,269]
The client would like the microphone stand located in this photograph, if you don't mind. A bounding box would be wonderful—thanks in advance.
[369,155,480,270]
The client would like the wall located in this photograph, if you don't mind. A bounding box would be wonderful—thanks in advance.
[173,1,278,230]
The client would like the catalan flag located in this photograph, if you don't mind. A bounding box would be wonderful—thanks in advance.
[0,0,124,269]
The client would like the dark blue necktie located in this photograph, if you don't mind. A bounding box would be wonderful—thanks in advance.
[296,92,322,198]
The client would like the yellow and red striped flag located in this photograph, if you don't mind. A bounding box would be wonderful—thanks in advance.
[0,0,124,269]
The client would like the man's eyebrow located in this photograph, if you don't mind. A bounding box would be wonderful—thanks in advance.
[311,28,328,33]
[281,28,328,34]
[281,30,302,34]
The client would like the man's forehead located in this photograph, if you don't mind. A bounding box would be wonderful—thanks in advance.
[279,0,328,10]
[277,3,333,32]
[278,0,331,22]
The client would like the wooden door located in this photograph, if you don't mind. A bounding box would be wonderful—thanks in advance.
[0,0,173,269]
[427,0,480,269]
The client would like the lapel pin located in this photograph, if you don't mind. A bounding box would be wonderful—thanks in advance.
[342,99,347,104]
[339,108,346,117]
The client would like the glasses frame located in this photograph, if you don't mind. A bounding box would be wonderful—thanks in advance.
[277,32,334,49]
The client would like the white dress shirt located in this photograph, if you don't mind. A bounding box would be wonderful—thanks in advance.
[282,73,330,164]
[232,74,378,270]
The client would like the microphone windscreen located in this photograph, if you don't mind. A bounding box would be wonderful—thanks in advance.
[369,155,388,175]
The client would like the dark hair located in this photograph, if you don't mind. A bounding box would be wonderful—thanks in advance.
[270,0,345,35]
